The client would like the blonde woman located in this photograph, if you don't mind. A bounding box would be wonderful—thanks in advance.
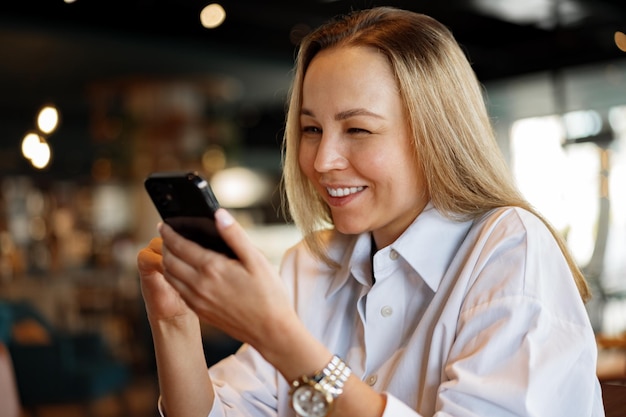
[138,7,604,417]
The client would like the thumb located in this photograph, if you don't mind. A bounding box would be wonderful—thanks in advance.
[214,208,256,263]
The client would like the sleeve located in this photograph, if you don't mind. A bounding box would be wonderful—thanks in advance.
[206,344,281,417]
[437,296,602,416]
[380,298,602,417]
[382,394,426,417]
[433,210,604,416]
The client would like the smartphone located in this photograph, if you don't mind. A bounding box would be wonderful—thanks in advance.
[144,171,237,259]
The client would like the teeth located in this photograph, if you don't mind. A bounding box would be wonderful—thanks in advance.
[327,186,364,197]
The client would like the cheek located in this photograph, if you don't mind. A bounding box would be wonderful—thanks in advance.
[365,147,420,188]
[354,149,390,177]
[298,144,316,179]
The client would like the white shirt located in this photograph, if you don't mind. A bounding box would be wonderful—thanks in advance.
[200,204,605,416]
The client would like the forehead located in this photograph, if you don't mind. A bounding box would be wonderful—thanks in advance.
[304,45,392,78]
[301,46,401,110]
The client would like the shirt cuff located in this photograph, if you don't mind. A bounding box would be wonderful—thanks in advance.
[156,389,222,417]
[381,393,422,417]
[157,395,165,417]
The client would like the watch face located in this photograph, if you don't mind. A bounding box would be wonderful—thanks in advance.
[292,385,331,417]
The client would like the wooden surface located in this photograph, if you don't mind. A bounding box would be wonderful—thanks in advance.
[602,382,626,417]
[597,348,626,382]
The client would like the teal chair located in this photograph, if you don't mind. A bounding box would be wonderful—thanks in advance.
[0,301,12,344]
[0,299,130,412]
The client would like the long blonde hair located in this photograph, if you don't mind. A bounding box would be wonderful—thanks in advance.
[281,7,591,301]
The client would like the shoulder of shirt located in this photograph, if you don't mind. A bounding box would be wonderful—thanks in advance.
[474,206,549,236]
[467,206,560,270]
[278,229,360,298]
[280,228,359,270]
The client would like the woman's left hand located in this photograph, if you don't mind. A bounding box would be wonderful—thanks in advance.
[158,208,298,351]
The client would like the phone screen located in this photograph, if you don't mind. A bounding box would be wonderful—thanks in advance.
[144,172,237,259]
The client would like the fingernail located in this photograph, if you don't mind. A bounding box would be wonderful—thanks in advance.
[157,222,163,232]
[215,208,235,228]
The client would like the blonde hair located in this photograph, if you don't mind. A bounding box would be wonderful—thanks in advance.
[281,7,591,301]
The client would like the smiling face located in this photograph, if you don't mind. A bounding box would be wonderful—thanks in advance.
[298,45,429,249]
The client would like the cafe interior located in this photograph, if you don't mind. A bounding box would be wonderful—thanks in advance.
[1,0,626,415]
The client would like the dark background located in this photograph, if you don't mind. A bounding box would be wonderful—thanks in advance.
[1,0,625,179]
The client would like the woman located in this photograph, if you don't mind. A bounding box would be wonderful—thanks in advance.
[137,7,604,417]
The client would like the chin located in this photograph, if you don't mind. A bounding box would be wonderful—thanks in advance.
[332,220,368,236]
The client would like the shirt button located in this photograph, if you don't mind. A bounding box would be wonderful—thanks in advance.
[366,374,378,386]
[380,305,393,317]
[389,250,399,260]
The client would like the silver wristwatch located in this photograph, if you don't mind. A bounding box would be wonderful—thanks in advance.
[290,355,352,417]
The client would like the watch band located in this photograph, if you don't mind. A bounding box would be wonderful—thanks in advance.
[315,355,351,396]
[290,355,352,417]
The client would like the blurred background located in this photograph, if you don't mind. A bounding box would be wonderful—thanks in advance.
[1,0,626,415]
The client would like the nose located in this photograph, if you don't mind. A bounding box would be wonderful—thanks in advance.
[313,134,348,173]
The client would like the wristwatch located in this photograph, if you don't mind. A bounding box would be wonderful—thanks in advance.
[290,355,352,417]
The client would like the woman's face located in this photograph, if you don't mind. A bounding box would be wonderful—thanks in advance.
[298,45,428,248]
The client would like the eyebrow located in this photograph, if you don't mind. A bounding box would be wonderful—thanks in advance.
[301,107,384,121]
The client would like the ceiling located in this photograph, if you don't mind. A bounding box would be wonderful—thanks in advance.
[1,0,625,179]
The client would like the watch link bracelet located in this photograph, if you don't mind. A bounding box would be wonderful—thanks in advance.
[290,355,352,417]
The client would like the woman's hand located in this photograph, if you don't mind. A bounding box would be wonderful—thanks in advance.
[137,236,195,324]
[137,234,215,417]
[158,209,298,351]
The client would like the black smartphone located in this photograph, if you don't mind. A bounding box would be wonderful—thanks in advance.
[144,171,237,259]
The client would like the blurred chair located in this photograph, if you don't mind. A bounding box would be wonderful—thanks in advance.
[0,341,21,417]
[0,299,129,415]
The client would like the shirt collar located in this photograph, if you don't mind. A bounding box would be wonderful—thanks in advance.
[392,203,474,291]
[326,202,474,296]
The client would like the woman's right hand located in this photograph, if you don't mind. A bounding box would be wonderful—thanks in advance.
[137,236,194,323]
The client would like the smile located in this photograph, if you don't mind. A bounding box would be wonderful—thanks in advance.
[326,186,364,197]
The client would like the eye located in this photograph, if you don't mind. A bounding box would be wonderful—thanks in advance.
[347,127,371,134]
[302,125,322,134]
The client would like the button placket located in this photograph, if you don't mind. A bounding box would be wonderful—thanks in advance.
[365,247,405,371]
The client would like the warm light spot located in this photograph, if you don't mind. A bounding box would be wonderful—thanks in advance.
[37,105,59,134]
[64,0,77,3]
[29,139,51,169]
[210,167,272,208]
[200,3,226,29]
[615,31,626,52]
[21,132,42,160]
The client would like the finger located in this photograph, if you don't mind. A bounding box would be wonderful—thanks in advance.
[158,224,222,296]
[137,238,165,276]
[161,264,197,303]
[214,208,261,265]
[137,249,164,274]
[148,234,163,255]
[159,226,205,277]
[159,243,205,304]
[159,221,230,276]
[158,222,209,259]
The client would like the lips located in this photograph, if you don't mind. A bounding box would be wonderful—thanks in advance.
[326,186,365,197]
